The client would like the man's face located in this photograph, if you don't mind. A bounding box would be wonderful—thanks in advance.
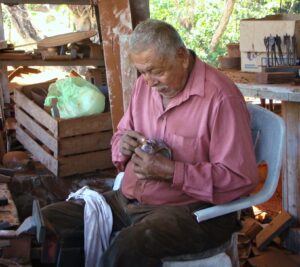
[130,48,189,100]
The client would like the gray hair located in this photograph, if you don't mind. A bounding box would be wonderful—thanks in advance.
[128,19,186,58]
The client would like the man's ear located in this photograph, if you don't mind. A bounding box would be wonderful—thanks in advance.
[176,47,189,68]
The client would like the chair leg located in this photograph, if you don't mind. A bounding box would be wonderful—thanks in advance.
[226,233,240,267]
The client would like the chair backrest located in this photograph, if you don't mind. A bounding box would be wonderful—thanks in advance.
[194,103,285,222]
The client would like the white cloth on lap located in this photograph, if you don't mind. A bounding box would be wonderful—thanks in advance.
[67,186,113,267]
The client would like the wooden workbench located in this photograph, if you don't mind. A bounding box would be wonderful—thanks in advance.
[224,69,300,252]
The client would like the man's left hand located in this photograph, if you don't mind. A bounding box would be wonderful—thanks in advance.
[132,147,175,181]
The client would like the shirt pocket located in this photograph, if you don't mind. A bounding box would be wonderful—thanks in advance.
[167,133,198,163]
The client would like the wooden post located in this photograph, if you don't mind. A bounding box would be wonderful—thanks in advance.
[119,34,137,112]
[129,0,149,27]
[120,1,149,111]
[97,0,149,131]
[97,0,133,132]
[281,101,300,252]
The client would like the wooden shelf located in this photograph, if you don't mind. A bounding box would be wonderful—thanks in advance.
[0,0,92,4]
[0,58,104,67]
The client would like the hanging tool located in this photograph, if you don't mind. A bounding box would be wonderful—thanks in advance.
[284,34,291,65]
[269,35,276,66]
[264,36,270,67]
[275,35,284,65]
[292,34,297,65]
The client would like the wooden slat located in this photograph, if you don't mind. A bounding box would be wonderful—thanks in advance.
[15,107,58,156]
[282,102,300,220]
[98,0,133,132]
[59,150,113,177]
[0,66,9,104]
[0,0,91,4]
[129,0,150,27]
[58,111,112,138]
[0,59,104,67]
[14,89,58,136]
[256,210,293,250]
[37,31,97,48]
[59,131,112,156]
[0,4,4,40]
[16,127,58,175]
[120,34,137,111]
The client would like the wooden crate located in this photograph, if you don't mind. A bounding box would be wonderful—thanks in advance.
[14,83,114,177]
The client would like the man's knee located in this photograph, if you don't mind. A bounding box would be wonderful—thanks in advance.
[42,201,84,238]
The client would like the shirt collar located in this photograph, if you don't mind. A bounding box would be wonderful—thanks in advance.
[169,53,206,109]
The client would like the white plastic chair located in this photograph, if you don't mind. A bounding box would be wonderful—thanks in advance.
[113,103,285,267]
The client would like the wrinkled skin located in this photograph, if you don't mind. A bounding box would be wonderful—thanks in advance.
[132,147,174,181]
[119,130,145,157]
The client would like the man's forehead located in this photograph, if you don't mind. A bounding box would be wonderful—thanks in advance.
[131,50,170,69]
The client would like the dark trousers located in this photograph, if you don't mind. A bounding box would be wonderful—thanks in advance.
[42,190,240,267]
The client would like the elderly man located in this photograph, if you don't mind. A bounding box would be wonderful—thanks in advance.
[42,19,259,267]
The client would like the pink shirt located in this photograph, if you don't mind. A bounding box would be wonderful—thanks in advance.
[111,57,259,205]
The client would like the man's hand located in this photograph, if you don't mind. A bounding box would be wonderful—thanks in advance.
[132,147,175,181]
[120,130,145,157]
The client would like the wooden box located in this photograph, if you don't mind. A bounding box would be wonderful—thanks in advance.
[14,82,114,177]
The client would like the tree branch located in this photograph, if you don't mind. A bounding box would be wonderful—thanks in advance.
[210,0,236,52]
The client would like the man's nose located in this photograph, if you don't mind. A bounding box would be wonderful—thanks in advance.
[143,73,157,87]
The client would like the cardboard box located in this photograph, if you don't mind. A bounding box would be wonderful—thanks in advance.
[240,16,300,55]
[241,51,289,72]
[240,14,300,72]
[14,82,114,177]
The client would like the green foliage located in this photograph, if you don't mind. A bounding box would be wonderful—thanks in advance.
[150,0,299,66]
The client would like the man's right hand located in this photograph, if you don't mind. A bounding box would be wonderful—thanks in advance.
[120,130,145,157]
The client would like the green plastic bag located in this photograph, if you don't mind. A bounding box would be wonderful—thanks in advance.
[44,77,105,119]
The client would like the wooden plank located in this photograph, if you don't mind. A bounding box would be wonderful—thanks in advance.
[58,111,112,138]
[98,0,133,132]
[0,4,9,105]
[0,0,91,4]
[0,66,9,104]
[59,150,113,177]
[16,127,58,175]
[256,210,293,250]
[282,102,300,220]
[0,53,33,60]
[283,227,300,253]
[0,59,104,67]
[37,31,97,48]
[129,0,149,27]
[120,34,137,111]
[237,83,299,102]
[0,4,4,40]
[281,101,300,252]
[15,107,58,156]
[59,130,112,156]
[14,89,57,136]
[255,72,296,84]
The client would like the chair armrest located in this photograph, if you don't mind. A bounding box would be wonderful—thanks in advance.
[113,172,125,191]
[193,190,272,222]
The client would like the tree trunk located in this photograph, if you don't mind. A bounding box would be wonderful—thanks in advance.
[6,4,41,42]
[210,0,236,51]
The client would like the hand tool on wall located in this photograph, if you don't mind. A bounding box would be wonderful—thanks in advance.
[284,34,291,65]
[275,35,284,65]
[292,34,297,65]
[269,35,276,66]
[264,36,270,67]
